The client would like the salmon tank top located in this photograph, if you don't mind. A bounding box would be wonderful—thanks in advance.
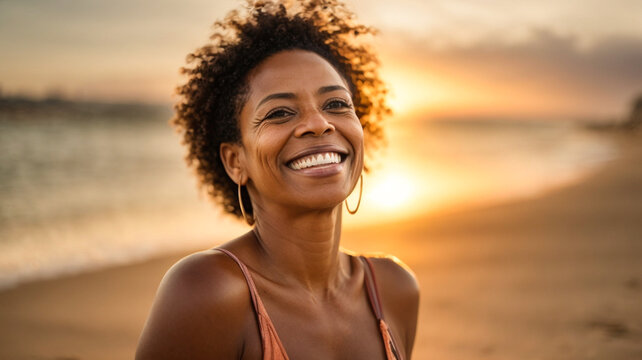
[217,248,404,360]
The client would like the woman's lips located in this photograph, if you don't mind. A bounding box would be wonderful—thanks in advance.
[288,152,343,170]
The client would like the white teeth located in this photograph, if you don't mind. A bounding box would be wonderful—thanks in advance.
[288,152,342,170]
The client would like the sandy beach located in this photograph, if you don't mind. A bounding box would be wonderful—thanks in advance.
[0,133,640,360]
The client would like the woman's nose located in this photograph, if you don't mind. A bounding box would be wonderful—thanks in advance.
[294,109,335,137]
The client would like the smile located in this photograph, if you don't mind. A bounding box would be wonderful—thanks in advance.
[288,152,343,170]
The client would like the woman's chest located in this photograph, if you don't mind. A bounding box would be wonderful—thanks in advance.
[241,292,392,360]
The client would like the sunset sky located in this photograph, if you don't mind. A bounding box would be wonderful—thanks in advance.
[1,0,641,119]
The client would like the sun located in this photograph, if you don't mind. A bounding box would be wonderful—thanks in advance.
[366,173,414,211]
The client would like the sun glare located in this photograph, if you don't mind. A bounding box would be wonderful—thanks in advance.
[365,173,414,211]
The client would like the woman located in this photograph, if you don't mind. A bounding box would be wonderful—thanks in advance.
[136,0,419,359]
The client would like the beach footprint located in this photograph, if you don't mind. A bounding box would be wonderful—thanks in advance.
[624,277,640,291]
[586,318,631,339]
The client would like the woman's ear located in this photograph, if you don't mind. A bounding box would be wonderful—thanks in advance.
[220,142,246,185]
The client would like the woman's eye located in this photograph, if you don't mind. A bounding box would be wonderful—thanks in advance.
[325,99,351,111]
[264,109,293,120]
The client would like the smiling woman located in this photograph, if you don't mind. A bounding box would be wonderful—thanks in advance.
[135,1,419,359]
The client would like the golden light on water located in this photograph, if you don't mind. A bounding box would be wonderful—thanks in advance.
[343,117,616,228]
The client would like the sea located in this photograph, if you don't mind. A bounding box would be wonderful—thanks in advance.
[0,103,618,289]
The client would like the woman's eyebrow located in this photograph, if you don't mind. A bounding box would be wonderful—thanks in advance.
[317,85,351,95]
[255,92,295,110]
[255,85,350,110]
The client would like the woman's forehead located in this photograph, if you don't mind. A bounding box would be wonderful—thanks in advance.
[246,50,348,100]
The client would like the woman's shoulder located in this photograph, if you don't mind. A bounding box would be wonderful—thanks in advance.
[136,248,254,359]
[160,249,251,307]
[165,248,248,291]
[363,253,419,298]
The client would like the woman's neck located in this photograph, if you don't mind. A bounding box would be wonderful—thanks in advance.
[251,204,349,295]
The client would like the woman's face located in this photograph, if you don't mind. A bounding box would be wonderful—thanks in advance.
[234,49,364,214]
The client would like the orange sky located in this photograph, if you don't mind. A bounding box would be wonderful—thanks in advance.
[1,0,641,119]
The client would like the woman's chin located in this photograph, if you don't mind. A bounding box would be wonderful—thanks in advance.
[294,195,347,214]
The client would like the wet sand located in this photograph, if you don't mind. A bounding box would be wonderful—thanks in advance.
[0,133,640,360]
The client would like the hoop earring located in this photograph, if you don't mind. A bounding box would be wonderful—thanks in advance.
[345,173,363,215]
[238,182,254,226]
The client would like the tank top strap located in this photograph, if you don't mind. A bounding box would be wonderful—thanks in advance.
[360,256,405,360]
[216,248,290,360]
[217,248,261,312]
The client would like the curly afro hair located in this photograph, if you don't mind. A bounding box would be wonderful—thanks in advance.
[172,0,390,220]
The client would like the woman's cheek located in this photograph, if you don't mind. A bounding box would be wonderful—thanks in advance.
[256,127,289,164]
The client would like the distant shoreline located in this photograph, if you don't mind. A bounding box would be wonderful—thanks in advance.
[0,95,171,119]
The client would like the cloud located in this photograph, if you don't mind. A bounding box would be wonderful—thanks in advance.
[380,29,642,118]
